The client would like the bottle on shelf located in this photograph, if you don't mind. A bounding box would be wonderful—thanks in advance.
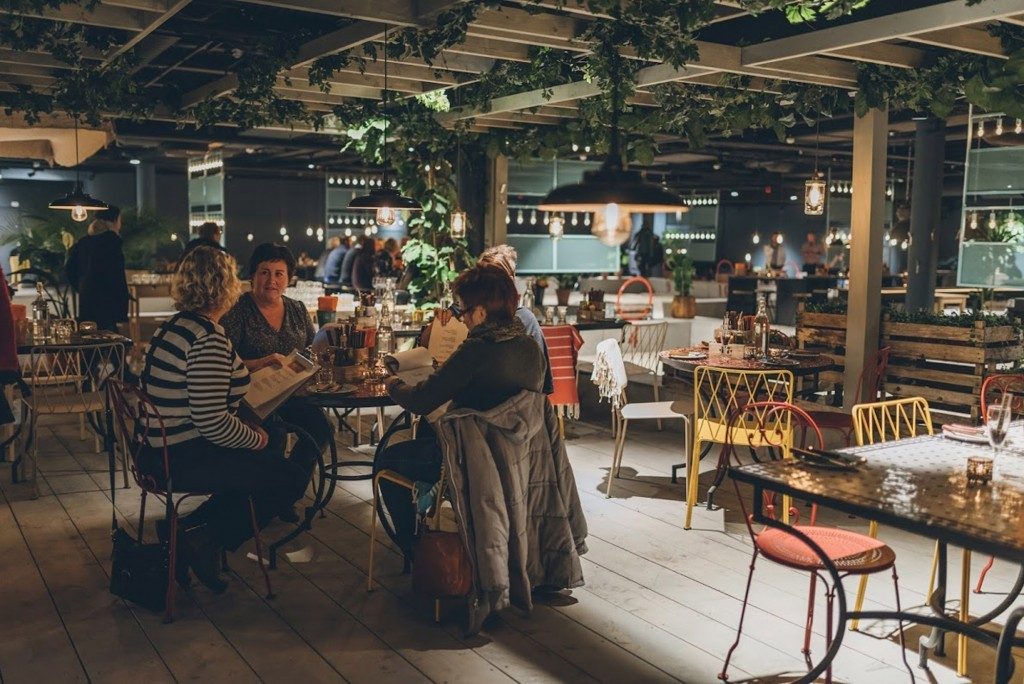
[753,295,771,359]
[30,282,50,343]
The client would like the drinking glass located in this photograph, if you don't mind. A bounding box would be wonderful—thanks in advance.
[987,401,1011,462]
[315,348,335,387]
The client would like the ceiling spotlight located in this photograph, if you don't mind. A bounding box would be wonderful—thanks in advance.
[977,120,985,137]
[785,136,795,144]
[246,233,254,242]
[328,177,336,185]
[789,194,798,201]
[245,147,256,154]
[307,163,315,169]
[129,158,141,165]
[996,119,1004,136]
[283,234,290,242]
[730,190,739,198]
[306,227,314,236]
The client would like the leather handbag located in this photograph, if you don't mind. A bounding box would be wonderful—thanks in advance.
[412,529,472,598]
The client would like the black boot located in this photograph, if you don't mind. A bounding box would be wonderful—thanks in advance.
[155,518,192,589]
[181,523,228,594]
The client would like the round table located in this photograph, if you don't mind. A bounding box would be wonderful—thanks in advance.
[659,346,834,376]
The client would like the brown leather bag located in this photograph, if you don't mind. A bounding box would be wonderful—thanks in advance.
[412,529,472,598]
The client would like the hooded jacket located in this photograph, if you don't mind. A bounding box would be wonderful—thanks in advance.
[435,389,588,635]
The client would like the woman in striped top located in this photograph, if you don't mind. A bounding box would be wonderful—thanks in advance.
[140,247,307,593]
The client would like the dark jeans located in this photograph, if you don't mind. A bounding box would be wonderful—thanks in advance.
[141,421,316,551]
[275,396,332,462]
[373,422,442,557]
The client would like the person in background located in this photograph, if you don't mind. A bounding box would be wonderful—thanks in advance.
[221,243,329,521]
[321,236,347,283]
[377,264,545,559]
[351,236,377,292]
[181,221,225,263]
[339,236,361,288]
[374,237,401,279]
[800,231,825,275]
[140,247,306,593]
[65,205,130,332]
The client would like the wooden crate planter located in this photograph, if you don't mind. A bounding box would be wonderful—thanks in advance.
[795,309,845,387]
[881,315,1022,422]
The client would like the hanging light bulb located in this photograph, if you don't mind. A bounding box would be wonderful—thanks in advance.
[283,234,290,242]
[996,119,1005,136]
[345,227,352,237]
[744,253,752,263]
[365,227,372,236]
[529,209,537,226]
[978,120,986,137]
[170,232,178,242]
[71,204,89,222]
[590,203,632,246]
[328,217,336,225]
[371,225,378,234]
[989,210,998,230]
[279,226,287,235]
[246,233,254,242]
[775,233,784,245]
[889,236,898,246]
[804,176,826,216]
[306,227,314,236]
[571,212,578,226]
[543,212,549,226]
[970,212,978,230]
[548,214,565,239]
[900,239,908,250]
[450,210,467,239]
[752,231,760,245]
[50,119,109,218]
[829,182,836,193]
[376,206,397,226]
[583,213,591,227]
[516,209,524,225]
[1017,119,1023,135]
[505,211,511,225]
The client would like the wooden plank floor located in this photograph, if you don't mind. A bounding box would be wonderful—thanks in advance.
[2,411,1021,683]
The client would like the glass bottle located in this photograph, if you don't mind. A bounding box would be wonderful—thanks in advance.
[753,295,771,359]
[30,282,49,343]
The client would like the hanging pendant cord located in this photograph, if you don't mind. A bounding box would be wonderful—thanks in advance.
[381,25,389,188]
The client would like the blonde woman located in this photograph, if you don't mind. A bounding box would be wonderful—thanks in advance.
[64,205,130,330]
[140,246,306,593]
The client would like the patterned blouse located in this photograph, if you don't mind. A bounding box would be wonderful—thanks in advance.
[221,292,315,361]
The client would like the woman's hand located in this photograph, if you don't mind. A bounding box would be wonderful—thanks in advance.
[253,426,269,450]
[247,353,288,372]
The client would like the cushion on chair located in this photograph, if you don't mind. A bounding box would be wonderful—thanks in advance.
[619,401,687,421]
[756,525,894,573]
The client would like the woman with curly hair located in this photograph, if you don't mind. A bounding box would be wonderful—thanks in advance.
[139,246,308,593]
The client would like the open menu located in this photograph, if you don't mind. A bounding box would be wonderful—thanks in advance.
[383,346,435,385]
[426,316,468,363]
[241,350,316,421]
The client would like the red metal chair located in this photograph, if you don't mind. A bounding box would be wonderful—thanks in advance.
[801,346,891,447]
[974,373,1024,594]
[106,379,272,622]
[718,401,911,683]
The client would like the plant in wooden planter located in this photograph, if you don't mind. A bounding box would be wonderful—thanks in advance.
[670,253,696,319]
[555,274,577,306]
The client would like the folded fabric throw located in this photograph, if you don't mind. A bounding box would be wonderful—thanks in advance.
[592,338,627,409]
[541,325,584,419]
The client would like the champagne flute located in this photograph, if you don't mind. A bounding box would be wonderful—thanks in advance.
[987,401,1011,464]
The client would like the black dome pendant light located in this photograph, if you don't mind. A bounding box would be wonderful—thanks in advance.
[49,118,108,221]
[348,25,421,224]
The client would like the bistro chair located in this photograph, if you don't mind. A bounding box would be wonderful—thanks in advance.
[719,401,912,683]
[541,324,584,437]
[600,339,690,499]
[974,373,1024,594]
[799,347,891,447]
[106,380,286,622]
[685,366,794,529]
[620,320,668,429]
[18,340,126,495]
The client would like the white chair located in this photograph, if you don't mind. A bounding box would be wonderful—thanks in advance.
[620,321,668,428]
[602,340,690,499]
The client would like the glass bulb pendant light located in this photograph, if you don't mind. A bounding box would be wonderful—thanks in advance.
[537,52,687,246]
[548,214,565,239]
[49,118,108,220]
[450,210,467,239]
[449,122,468,240]
[804,120,826,216]
[348,25,421,220]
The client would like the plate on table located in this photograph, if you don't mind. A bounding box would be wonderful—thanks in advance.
[942,424,989,445]
[669,351,708,360]
[766,357,800,367]
[312,382,357,395]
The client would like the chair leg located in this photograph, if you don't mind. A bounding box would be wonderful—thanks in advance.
[607,420,628,499]
[958,549,971,677]
[684,437,701,530]
[926,540,939,603]
[891,565,916,681]
[434,599,441,623]
[850,519,879,631]
[825,582,835,684]
[138,491,147,543]
[975,555,996,594]
[802,572,818,656]
[369,475,379,592]
[375,407,385,442]
[248,498,274,600]
[163,512,179,624]
[119,435,130,489]
[557,413,565,440]
[653,382,663,431]
[719,551,759,681]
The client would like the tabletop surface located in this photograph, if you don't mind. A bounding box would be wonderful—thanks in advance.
[730,433,1024,562]
[17,333,132,353]
[298,371,395,408]
[660,346,833,375]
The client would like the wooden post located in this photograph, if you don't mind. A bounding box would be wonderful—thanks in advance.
[484,154,508,250]
[844,108,888,410]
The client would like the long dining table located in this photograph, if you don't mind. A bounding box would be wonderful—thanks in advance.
[730,433,1024,683]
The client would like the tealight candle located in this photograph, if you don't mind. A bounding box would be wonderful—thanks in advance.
[967,456,994,485]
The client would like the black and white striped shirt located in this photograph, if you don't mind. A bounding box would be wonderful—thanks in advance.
[142,311,260,449]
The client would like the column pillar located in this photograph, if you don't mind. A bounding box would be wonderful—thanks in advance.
[844,108,888,410]
[905,117,946,312]
[483,154,508,250]
[135,162,157,212]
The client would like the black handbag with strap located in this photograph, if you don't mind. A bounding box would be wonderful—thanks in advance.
[106,394,169,613]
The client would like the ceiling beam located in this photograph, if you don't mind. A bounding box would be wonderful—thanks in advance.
[2,2,157,30]
[102,0,191,65]
[742,0,1024,65]
[826,42,927,69]
[233,0,419,26]
[904,26,1007,58]
[293,21,389,67]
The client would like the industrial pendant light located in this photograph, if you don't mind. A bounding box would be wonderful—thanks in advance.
[449,114,467,240]
[348,25,421,223]
[538,56,687,247]
[49,118,108,221]
[804,120,825,216]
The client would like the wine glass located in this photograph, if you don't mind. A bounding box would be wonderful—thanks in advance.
[987,401,1011,463]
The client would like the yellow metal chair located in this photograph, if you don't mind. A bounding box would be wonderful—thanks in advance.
[851,397,971,675]
[685,366,794,529]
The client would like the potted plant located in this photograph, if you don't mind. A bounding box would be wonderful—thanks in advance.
[670,254,696,318]
[533,276,549,307]
[555,273,577,306]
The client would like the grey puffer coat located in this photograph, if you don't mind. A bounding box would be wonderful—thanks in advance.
[435,389,588,635]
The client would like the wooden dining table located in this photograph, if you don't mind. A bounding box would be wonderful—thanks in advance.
[730,433,1024,683]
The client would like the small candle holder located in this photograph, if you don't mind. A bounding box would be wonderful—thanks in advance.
[967,455,994,485]
[557,305,567,324]
[544,306,555,326]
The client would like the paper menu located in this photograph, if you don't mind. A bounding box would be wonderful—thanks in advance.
[242,350,315,420]
[426,317,468,363]
[383,346,435,385]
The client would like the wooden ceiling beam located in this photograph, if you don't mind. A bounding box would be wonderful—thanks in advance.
[904,26,1007,59]
[102,0,191,65]
[826,42,927,69]
[3,2,157,31]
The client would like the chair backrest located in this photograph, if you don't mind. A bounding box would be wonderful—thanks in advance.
[620,321,667,373]
[593,338,628,406]
[980,373,1024,420]
[21,340,125,414]
[851,397,933,446]
[693,366,795,449]
[724,401,824,537]
[855,346,891,404]
[106,379,169,493]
